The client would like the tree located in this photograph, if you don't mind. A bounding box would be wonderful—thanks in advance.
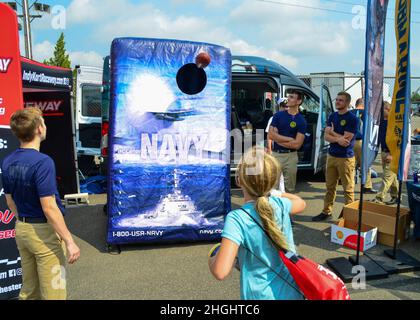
[412,91,420,102]
[43,33,71,68]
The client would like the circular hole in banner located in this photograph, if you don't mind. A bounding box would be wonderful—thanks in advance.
[176,63,207,95]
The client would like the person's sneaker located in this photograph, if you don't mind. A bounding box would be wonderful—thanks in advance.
[312,212,332,222]
[363,187,378,194]
[386,197,398,205]
[371,198,384,204]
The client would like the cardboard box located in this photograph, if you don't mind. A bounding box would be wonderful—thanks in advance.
[331,219,378,252]
[343,201,411,247]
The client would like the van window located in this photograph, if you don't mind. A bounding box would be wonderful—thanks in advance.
[232,80,277,130]
[321,87,334,128]
[300,94,319,114]
[284,87,319,113]
[82,84,102,117]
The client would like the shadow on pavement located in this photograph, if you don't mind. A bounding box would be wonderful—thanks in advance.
[65,204,108,253]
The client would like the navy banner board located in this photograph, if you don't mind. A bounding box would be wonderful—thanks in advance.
[24,91,78,197]
[107,38,231,244]
[362,0,389,184]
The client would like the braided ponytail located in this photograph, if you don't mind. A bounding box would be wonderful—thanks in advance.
[237,146,290,251]
[256,196,289,251]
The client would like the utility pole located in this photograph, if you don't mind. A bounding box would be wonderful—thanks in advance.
[5,1,51,59]
[22,0,33,59]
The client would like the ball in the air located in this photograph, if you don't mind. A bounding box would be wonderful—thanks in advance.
[196,52,211,69]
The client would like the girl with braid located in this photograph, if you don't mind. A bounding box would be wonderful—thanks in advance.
[208,147,306,300]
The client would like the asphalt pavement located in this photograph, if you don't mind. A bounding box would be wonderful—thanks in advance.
[64,116,420,300]
[64,171,420,300]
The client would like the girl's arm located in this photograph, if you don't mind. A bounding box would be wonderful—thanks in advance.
[208,237,239,281]
[274,192,306,215]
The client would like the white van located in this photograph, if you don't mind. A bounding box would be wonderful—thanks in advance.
[74,65,103,175]
[100,55,332,176]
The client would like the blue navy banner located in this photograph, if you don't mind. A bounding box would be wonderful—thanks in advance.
[362,0,389,184]
[107,38,231,245]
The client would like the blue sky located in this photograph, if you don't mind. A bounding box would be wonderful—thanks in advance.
[21,0,420,77]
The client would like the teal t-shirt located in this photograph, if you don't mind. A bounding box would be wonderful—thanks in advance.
[222,196,303,300]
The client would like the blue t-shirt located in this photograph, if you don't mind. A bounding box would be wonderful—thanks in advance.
[351,109,363,140]
[222,196,303,300]
[1,148,65,218]
[270,111,307,152]
[327,111,358,158]
[379,119,389,152]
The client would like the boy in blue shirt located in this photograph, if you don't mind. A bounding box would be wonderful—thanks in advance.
[313,92,358,221]
[268,90,307,193]
[2,108,80,299]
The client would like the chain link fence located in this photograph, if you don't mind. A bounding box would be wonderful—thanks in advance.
[297,74,420,112]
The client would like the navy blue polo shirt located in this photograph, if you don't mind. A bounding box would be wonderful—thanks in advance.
[351,109,363,141]
[379,119,389,152]
[1,148,65,218]
[271,111,307,152]
[327,111,358,158]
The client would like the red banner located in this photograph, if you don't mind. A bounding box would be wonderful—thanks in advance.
[0,3,23,127]
[0,3,23,300]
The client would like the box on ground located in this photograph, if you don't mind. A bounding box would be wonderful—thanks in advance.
[331,219,378,252]
[342,201,410,247]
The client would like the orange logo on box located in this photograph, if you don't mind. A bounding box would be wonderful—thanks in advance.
[336,231,344,239]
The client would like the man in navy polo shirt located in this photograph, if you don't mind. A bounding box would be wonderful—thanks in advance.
[2,107,80,300]
[313,92,358,221]
[268,90,307,193]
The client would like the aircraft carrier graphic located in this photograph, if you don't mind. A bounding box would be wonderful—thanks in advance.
[117,169,216,228]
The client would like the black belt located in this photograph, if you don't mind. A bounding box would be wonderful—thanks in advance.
[18,216,48,224]
[274,150,296,154]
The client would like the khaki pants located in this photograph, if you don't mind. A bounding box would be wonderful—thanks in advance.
[376,152,399,201]
[15,221,67,300]
[272,151,298,193]
[354,139,372,189]
[323,155,356,214]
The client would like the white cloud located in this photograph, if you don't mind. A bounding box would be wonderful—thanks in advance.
[94,4,228,44]
[67,0,105,23]
[230,0,324,23]
[61,0,362,72]
[227,39,298,69]
[412,51,420,68]
[205,0,228,8]
[69,51,103,67]
[229,0,353,57]
[384,56,396,74]
[169,0,228,8]
[32,40,102,67]
[84,1,297,69]
[33,40,55,62]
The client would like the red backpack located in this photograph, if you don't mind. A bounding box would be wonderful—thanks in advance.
[240,208,350,300]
